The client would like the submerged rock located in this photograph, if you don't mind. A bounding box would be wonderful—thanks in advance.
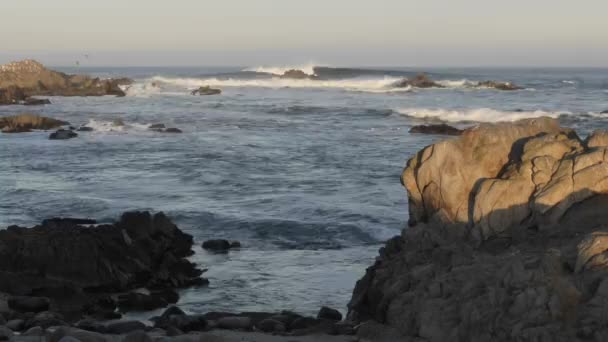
[0,113,68,133]
[348,117,608,341]
[49,129,78,140]
[409,124,463,136]
[163,128,183,133]
[191,86,221,96]
[317,307,342,321]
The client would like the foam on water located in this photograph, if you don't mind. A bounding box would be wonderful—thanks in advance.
[150,75,406,93]
[397,107,569,123]
[84,119,153,133]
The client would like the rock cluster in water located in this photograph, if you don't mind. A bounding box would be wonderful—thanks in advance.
[0,60,132,105]
[190,86,221,96]
[0,113,68,133]
[348,117,608,341]
[409,123,463,136]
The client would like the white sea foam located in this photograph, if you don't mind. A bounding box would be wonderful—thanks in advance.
[396,108,569,123]
[120,83,162,97]
[562,80,577,85]
[243,63,318,76]
[83,119,152,133]
[436,79,476,88]
[150,75,406,93]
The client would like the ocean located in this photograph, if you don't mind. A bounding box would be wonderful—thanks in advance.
[1,65,607,316]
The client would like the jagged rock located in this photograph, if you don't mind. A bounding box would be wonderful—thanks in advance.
[49,129,78,140]
[77,126,94,132]
[409,124,463,136]
[477,80,522,90]
[191,86,221,96]
[0,60,130,98]
[0,113,68,133]
[0,212,203,319]
[348,118,608,342]
[317,307,342,321]
[5,319,24,332]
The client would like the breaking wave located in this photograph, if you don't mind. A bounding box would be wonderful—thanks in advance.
[83,119,155,132]
[243,64,318,76]
[397,108,570,123]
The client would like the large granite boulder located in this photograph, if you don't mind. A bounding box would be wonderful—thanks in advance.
[0,212,205,318]
[0,113,69,133]
[0,59,132,99]
[348,119,608,342]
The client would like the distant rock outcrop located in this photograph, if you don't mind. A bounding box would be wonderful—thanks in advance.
[0,113,68,133]
[280,69,311,79]
[394,73,444,89]
[0,60,132,103]
[348,118,608,341]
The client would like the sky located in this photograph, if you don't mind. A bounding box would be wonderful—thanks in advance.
[1,0,607,67]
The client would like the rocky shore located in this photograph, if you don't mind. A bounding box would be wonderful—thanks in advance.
[348,117,608,341]
[0,212,356,342]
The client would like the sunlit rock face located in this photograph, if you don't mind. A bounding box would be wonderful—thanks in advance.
[349,118,608,342]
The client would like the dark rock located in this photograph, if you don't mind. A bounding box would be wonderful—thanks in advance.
[165,326,183,336]
[332,322,356,335]
[409,124,463,136]
[58,336,82,342]
[23,97,51,106]
[0,211,203,320]
[477,80,522,91]
[22,326,45,336]
[163,128,182,133]
[217,316,253,330]
[191,86,221,96]
[317,306,342,321]
[280,69,310,79]
[160,306,186,320]
[104,320,146,334]
[202,239,241,252]
[117,292,168,312]
[256,319,286,333]
[167,315,207,332]
[49,129,78,140]
[601,110,608,114]
[74,319,106,333]
[5,319,24,331]
[289,316,320,330]
[123,330,152,342]
[41,218,96,226]
[25,311,68,329]
[149,124,165,129]
[50,327,106,342]
[77,126,94,132]
[8,296,50,313]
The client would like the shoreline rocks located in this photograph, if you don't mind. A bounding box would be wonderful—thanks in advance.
[0,211,205,320]
[477,80,522,91]
[394,73,444,89]
[202,239,241,252]
[49,129,78,140]
[348,117,608,341]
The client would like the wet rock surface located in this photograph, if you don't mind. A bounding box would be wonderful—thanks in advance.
[191,86,221,96]
[348,118,608,341]
[0,113,68,133]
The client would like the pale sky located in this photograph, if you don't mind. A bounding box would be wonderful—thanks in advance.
[1,0,607,66]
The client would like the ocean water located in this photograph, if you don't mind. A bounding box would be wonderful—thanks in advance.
[1,65,608,316]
